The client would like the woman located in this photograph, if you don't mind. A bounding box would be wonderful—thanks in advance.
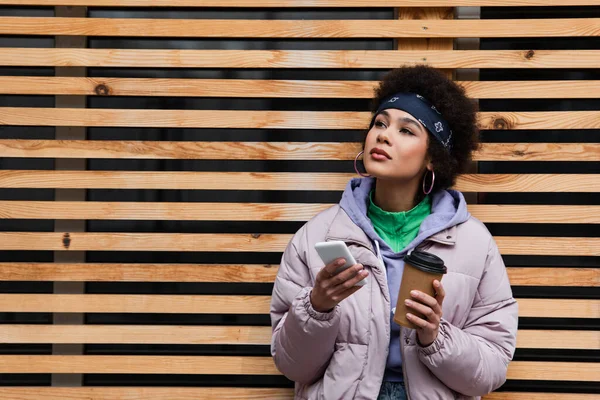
[270,65,518,400]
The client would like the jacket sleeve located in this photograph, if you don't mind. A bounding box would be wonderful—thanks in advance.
[270,234,341,384]
[417,237,519,396]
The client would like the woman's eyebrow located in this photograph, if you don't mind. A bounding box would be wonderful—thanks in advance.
[398,117,422,131]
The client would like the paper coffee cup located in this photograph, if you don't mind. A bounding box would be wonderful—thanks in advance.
[393,250,447,329]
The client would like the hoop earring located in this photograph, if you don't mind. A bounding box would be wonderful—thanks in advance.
[354,151,371,177]
[423,169,435,195]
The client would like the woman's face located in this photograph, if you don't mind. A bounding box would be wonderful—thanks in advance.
[363,108,431,181]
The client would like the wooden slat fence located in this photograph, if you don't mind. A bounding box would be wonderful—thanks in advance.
[0,0,598,399]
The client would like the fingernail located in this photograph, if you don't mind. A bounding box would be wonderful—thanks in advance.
[411,290,418,297]
[404,299,411,306]
[337,259,345,266]
[434,281,440,287]
[406,313,413,319]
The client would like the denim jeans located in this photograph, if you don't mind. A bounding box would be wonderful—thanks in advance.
[377,381,407,400]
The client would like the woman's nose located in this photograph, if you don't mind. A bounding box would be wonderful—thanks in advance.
[377,130,391,145]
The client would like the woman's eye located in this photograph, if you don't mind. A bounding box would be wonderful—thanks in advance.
[375,121,387,128]
[400,128,413,135]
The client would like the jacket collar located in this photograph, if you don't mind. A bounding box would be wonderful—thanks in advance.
[325,206,458,251]
[325,206,375,251]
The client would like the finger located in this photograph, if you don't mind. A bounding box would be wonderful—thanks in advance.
[406,313,435,330]
[404,299,439,323]
[318,258,346,282]
[329,264,364,288]
[433,280,446,305]
[331,269,368,294]
[332,284,362,303]
[410,290,442,315]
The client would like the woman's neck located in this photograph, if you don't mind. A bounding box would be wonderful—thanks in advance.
[373,178,423,213]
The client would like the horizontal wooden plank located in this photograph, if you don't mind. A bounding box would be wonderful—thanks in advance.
[0,388,595,400]
[516,330,600,350]
[0,0,596,7]
[0,263,279,282]
[0,295,596,318]
[1,77,599,99]
[506,361,600,382]
[518,299,600,319]
[0,294,273,314]
[1,140,597,162]
[0,325,272,345]
[0,140,360,161]
[487,394,598,400]
[0,387,295,400]
[0,49,598,69]
[0,232,598,255]
[0,263,597,287]
[1,325,597,350]
[507,267,600,287]
[0,232,293,252]
[0,171,598,193]
[0,356,596,381]
[2,202,600,224]
[2,108,599,130]
[2,17,599,38]
[0,355,280,374]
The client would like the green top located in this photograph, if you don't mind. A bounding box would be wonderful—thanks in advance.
[367,191,432,253]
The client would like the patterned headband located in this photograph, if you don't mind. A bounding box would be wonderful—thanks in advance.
[370,92,453,150]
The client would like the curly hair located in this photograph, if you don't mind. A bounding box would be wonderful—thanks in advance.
[367,65,480,196]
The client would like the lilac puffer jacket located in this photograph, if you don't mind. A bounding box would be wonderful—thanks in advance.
[270,205,518,399]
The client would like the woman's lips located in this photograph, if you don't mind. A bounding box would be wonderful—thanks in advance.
[370,148,391,161]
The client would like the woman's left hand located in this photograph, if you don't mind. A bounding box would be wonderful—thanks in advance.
[405,280,445,347]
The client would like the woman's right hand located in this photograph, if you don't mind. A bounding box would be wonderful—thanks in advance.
[310,258,369,313]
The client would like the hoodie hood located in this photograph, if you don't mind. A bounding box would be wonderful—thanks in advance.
[339,177,471,258]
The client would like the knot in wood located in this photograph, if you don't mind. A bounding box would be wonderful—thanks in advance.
[62,232,71,249]
[493,118,508,130]
[524,50,535,60]
[251,233,261,239]
[95,84,110,96]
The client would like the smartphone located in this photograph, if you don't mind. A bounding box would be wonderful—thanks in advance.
[314,241,367,286]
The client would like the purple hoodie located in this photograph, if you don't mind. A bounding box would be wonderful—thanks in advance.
[340,177,471,382]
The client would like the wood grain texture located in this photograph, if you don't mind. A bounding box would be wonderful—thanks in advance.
[516,330,600,350]
[518,299,600,319]
[0,49,597,69]
[1,108,599,129]
[0,263,280,282]
[506,361,600,382]
[1,325,597,350]
[0,294,273,314]
[1,77,598,99]
[2,202,599,223]
[0,140,361,160]
[3,17,598,38]
[0,388,595,400]
[493,237,600,256]
[507,267,600,287]
[0,140,597,161]
[486,394,598,400]
[0,387,295,400]
[0,295,596,318]
[0,263,596,287]
[0,355,280,374]
[0,171,597,192]
[0,0,596,6]
[0,232,597,255]
[0,325,273,345]
[0,232,293,252]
